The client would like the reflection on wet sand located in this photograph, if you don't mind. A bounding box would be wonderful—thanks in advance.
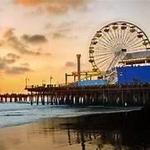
[28,111,150,150]
[0,111,150,150]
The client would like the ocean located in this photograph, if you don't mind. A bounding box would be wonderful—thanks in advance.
[0,103,142,128]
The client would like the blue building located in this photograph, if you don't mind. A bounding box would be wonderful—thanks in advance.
[117,65,150,85]
[75,79,107,87]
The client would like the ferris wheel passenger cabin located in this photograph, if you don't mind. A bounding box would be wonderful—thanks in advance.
[87,21,150,86]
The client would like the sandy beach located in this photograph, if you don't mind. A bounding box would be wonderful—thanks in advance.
[0,110,150,150]
[0,123,88,150]
[0,117,101,150]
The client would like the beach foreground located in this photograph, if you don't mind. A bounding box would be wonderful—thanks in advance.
[0,109,150,150]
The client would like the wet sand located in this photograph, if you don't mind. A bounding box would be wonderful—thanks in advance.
[0,110,150,150]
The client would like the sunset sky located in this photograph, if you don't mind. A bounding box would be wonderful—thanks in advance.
[0,0,150,93]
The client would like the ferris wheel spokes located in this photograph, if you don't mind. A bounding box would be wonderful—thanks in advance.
[89,21,150,72]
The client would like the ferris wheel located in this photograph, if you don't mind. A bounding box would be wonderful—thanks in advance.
[89,21,150,72]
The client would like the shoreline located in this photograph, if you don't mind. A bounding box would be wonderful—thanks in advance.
[0,106,143,129]
[0,105,147,131]
[0,109,150,150]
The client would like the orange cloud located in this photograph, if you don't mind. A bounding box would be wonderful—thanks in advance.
[15,0,89,14]
[0,53,31,75]
[1,28,50,56]
[65,61,76,67]
[3,28,15,39]
[15,0,44,6]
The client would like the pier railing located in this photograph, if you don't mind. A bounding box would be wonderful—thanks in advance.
[1,84,150,106]
[24,83,150,106]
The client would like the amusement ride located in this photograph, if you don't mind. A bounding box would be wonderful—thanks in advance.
[65,21,150,85]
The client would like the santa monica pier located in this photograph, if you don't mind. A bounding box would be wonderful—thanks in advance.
[1,21,150,107]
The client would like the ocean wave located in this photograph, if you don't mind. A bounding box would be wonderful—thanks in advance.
[2,114,24,117]
[0,103,143,128]
[57,107,143,118]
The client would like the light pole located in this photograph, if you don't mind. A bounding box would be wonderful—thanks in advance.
[25,77,29,88]
[50,76,53,85]
[76,54,81,81]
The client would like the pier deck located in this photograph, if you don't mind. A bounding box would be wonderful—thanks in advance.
[25,84,150,106]
[1,84,150,106]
